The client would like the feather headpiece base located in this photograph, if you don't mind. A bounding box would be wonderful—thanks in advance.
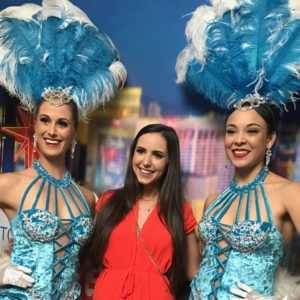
[233,95,266,111]
[41,87,73,107]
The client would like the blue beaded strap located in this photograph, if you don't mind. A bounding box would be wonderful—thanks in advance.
[201,168,272,299]
[205,168,272,223]
[18,160,91,217]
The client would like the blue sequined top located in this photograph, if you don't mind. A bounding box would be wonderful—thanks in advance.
[0,161,94,300]
[190,168,285,300]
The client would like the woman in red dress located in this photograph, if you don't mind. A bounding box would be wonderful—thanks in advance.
[84,124,200,299]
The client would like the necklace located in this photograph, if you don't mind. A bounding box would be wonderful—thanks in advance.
[139,197,157,212]
[139,201,156,212]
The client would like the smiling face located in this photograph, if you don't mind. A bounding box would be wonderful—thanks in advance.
[132,132,169,190]
[225,109,276,171]
[34,100,76,159]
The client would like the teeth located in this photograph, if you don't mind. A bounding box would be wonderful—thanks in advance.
[45,139,59,144]
[234,150,248,154]
[141,169,152,174]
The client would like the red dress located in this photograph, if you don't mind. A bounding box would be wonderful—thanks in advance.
[93,191,197,300]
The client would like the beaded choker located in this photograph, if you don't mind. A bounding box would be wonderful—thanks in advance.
[33,160,71,187]
[230,168,269,193]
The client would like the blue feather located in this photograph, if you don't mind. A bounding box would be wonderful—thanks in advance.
[178,0,300,109]
[0,0,127,115]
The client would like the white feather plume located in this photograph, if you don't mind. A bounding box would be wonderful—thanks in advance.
[274,267,300,297]
[40,0,96,28]
[0,4,40,21]
[175,45,195,83]
[289,0,300,19]
[109,61,127,88]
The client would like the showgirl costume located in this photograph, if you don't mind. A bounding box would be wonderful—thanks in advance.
[176,0,300,299]
[190,168,284,299]
[0,0,126,299]
[0,161,94,299]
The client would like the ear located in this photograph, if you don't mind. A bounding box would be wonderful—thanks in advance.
[267,131,276,149]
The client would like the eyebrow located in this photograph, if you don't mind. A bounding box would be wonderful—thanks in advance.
[226,123,262,128]
[152,150,166,155]
[136,146,166,154]
[39,114,69,122]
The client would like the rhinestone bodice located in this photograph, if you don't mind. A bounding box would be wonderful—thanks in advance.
[190,168,285,300]
[0,161,94,300]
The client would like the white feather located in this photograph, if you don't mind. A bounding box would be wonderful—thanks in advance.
[0,4,41,21]
[40,0,96,28]
[274,267,300,297]
[185,0,239,65]
[289,0,300,19]
[185,5,217,64]
[109,60,127,88]
[211,0,239,16]
[175,45,196,83]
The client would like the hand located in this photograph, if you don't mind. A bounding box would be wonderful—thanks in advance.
[0,254,35,288]
[230,282,279,300]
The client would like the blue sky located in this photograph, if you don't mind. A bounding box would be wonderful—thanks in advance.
[0,0,215,116]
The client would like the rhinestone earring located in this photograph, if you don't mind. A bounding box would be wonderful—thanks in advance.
[265,148,272,170]
[71,138,77,159]
[33,133,37,153]
[225,158,229,171]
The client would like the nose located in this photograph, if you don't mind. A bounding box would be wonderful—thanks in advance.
[48,122,57,137]
[234,132,246,145]
[142,154,152,166]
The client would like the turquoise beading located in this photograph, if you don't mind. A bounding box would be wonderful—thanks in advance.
[190,168,285,300]
[0,161,94,300]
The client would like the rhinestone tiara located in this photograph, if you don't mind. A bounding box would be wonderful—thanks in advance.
[41,87,73,107]
[233,95,266,111]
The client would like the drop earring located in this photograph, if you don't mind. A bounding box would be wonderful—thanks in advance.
[265,148,272,170]
[71,138,77,159]
[33,133,37,153]
[225,159,229,171]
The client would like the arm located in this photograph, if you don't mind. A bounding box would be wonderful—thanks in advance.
[284,182,300,234]
[186,231,201,281]
[0,172,35,289]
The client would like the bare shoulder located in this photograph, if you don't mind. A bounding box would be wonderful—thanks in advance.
[266,172,300,194]
[0,168,35,204]
[77,185,96,217]
[204,192,221,212]
[0,168,33,189]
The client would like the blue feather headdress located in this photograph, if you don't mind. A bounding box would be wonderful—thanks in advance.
[0,0,127,117]
[176,0,300,110]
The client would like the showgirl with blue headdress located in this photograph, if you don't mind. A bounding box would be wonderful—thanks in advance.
[0,0,126,299]
[176,0,300,299]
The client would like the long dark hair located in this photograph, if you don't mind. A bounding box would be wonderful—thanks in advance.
[84,124,187,294]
